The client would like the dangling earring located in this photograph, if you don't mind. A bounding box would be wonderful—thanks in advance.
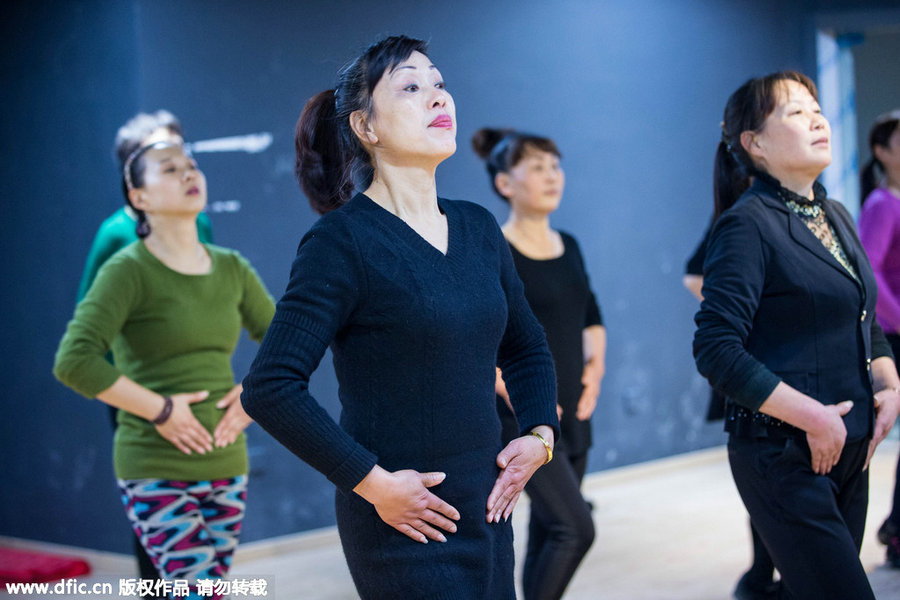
[135,212,151,238]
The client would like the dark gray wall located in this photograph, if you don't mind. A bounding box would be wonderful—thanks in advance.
[1,0,143,551]
[3,0,897,552]
[853,29,900,173]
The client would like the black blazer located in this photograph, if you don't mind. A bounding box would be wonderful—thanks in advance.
[693,178,892,441]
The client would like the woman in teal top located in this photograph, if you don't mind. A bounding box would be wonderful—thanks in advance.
[54,141,274,598]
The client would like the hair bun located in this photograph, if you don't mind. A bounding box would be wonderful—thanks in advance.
[471,128,514,159]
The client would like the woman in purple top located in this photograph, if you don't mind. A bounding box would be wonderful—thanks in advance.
[858,108,900,568]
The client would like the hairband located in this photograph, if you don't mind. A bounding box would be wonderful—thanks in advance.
[719,122,734,152]
[874,108,900,125]
[488,134,516,170]
[122,140,185,190]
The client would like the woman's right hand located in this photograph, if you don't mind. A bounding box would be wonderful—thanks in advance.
[805,400,853,475]
[154,391,214,455]
[353,465,460,544]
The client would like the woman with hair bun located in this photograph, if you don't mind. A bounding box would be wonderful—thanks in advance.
[857,108,900,568]
[694,71,900,599]
[472,128,602,600]
[241,36,558,599]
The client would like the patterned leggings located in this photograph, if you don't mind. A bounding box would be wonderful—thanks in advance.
[118,476,247,596]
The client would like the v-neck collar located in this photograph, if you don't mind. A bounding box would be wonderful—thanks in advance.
[355,192,452,259]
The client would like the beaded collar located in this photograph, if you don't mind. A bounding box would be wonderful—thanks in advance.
[754,170,827,217]
[754,170,859,283]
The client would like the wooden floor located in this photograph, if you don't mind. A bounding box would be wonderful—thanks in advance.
[4,440,899,599]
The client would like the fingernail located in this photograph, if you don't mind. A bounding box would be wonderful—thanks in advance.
[438,534,446,543]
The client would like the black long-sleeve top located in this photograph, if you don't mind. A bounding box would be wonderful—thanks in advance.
[242,194,559,493]
[509,232,602,455]
[693,178,891,441]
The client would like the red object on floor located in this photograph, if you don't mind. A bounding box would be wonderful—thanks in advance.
[0,546,91,584]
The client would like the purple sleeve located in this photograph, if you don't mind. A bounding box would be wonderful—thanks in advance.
[859,191,900,334]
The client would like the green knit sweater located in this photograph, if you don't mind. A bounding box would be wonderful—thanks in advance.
[55,241,274,480]
[77,207,213,302]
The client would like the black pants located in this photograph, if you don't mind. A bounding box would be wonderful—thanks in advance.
[728,434,874,600]
[497,398,594,600]
[521,448,595,600]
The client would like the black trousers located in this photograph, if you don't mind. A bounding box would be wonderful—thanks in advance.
[520,448,595,600]
[728,434,874,600]
[497,398,594,600]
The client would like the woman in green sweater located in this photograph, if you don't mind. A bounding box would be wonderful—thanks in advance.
[54,140,275,597]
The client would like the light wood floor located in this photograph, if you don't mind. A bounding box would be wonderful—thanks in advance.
[4,440,900,599]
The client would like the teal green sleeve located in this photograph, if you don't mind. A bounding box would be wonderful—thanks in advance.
[76,225,134,302]
[197,212,214,244]
[237,254,275,342]
[55,257,139,398]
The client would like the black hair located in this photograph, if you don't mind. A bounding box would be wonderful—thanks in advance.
[471,128,561,202]
[295,35,429,214]
[860,110,900,204]
[714,71,818,218]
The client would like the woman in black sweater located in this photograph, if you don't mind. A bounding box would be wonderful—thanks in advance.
[473,128,604,600]
[241,36,558,599]
[694,70,900,599]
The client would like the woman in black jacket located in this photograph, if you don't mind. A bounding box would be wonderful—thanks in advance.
[693,71,900,599]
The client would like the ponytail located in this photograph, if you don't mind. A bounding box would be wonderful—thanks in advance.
[860,110,900,206]
[713,140,750,219]
[294,35,430,215]
[295,90,355,215]
[860,157,881,206]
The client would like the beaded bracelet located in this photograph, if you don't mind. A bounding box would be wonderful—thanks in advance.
[151,396,173,425]
[530,431,553,464]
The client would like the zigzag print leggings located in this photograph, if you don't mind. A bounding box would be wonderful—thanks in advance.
[118,476,247,596]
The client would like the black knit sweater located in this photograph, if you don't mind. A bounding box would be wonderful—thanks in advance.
[242,193,558,598]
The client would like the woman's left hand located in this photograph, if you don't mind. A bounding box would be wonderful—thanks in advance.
[576,359,604,421]
[214,384,253,448]
[866,388,900,470]
[486,426,554,523]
